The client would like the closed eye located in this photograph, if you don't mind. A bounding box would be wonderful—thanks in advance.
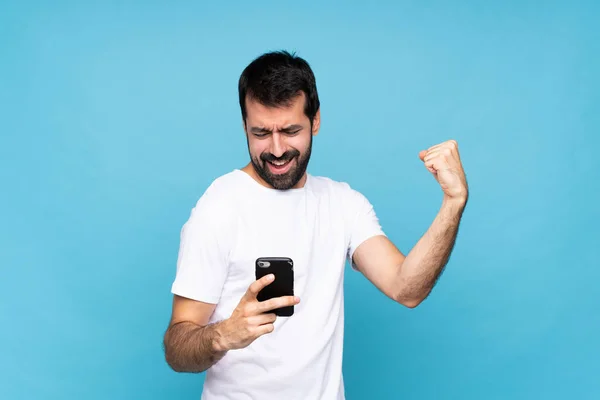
[249,125,303,137]
[250,128,271,138]
[280,125,303,135]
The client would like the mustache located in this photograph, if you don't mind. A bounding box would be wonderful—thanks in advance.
[260,149,300,163]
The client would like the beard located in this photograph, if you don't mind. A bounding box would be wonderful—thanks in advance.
[249,135,312,190]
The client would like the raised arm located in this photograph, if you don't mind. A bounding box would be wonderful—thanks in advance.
[352,139,468,308]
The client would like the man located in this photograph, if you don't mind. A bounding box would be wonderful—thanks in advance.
[163,50,469,399]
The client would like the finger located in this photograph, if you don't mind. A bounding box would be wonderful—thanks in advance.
[254,323,275,337]
[247,313,277,326]
[257,295,300,313]
[425,154,451,172]
[426,146,458,164]
[419,149,438,161]
[245,274,275,299]
[424,150,440,162]
[421,141,447,159]
[424,158,437,174]
[430,140,457,151]
[427,144,442,152]
[426,141,458,157]
[421,148,440,163]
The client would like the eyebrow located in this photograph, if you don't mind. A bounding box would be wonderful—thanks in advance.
[280,124,303,133]
[250,124,303,134]
[250,126,270,134]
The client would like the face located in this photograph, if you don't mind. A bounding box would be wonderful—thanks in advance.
[244,92,320,190]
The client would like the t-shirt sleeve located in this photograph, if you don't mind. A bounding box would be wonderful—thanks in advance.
[344,185,386,269]
[171,185,231,304]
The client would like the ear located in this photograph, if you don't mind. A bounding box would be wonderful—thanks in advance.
[312,108,321,136]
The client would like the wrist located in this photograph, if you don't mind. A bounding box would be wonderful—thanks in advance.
[211,320,230,353]
[442,195,467,212]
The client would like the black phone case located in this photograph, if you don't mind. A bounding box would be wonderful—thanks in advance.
[255,257,294,317]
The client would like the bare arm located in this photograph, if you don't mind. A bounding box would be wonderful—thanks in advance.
[395,198,464,305]
[354,198,465,305]
[163,275,300,373]
[163,295,226,373]
[352,140,468,308]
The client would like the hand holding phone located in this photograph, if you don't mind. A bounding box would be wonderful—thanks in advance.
[215,273,300,351]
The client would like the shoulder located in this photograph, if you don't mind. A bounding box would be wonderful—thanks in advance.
[308,175,380,237]
[308,175,374,222]
[189,170,244,220]
[308,174,366,202]
[199,169,249,201]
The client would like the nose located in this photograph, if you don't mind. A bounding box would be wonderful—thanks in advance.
[269,132,286,158]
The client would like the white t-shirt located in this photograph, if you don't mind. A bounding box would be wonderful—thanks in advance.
[171,169,385,400]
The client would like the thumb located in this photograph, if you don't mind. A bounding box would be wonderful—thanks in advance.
[418,150,427,161]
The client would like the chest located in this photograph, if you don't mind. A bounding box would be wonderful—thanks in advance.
[225,194,349,296]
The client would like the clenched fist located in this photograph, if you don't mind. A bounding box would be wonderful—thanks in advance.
[419,140,468,204]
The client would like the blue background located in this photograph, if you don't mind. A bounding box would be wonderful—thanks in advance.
[1,1,598,399]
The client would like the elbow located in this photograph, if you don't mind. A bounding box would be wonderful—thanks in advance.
[163,346,181,372]
[164,351,204,373]
[166,360,183,373]
[163,339,193,373]
[400,299,422,309]
[165,357,181,373]
[164,342,209,374]
[396,297,423,309]
[394,289,430,309]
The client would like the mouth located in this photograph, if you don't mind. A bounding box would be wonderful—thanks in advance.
[266,158,294,175]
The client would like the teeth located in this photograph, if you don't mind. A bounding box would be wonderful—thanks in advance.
[271,160,287,166]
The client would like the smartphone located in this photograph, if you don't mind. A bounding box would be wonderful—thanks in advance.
[255,257,294,317]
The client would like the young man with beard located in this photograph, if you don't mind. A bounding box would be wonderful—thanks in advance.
[163,50,469,399]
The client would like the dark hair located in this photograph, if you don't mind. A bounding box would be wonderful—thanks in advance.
[238,50,320,126]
